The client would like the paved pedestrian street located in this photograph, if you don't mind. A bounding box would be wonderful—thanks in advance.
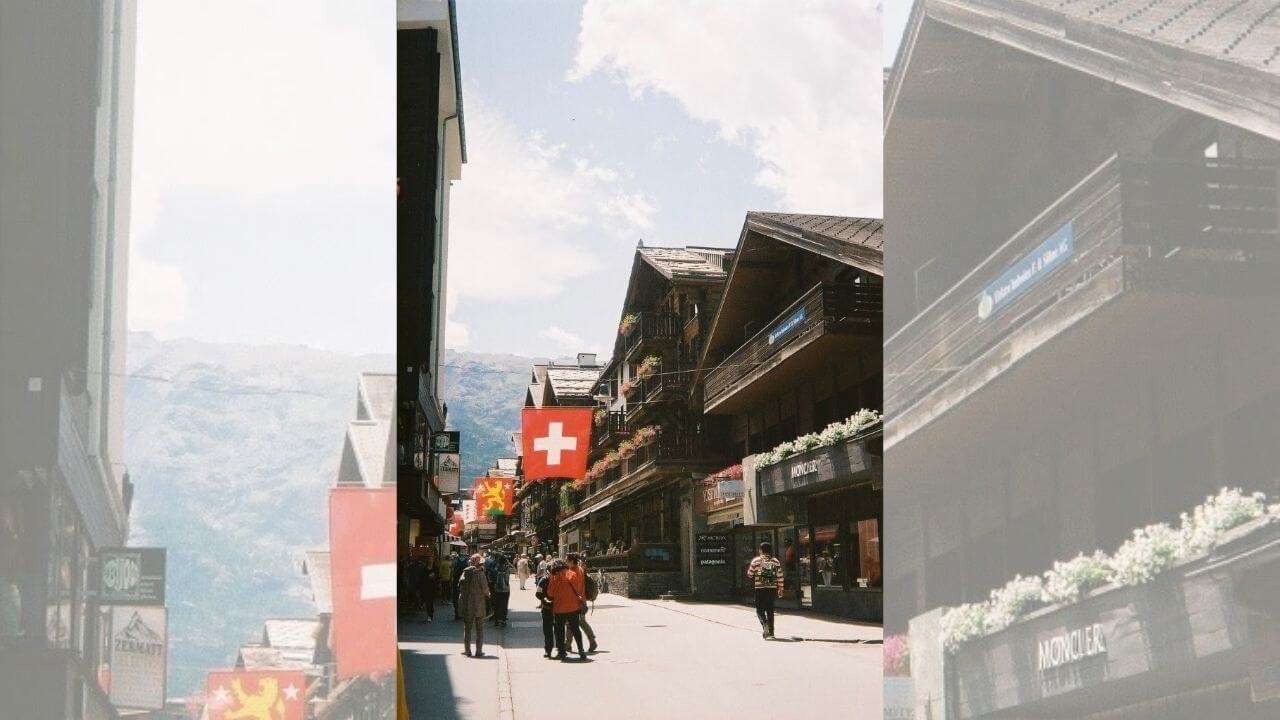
[400,584,883,720]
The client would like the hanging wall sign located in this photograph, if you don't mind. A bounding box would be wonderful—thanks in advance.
[99,548,166,606]
[978,221,1074,321]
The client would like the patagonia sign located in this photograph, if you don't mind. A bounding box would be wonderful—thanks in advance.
[978,221,1074,321]
[1038,623,1107,671]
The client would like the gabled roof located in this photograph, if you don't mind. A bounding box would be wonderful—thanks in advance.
[263,618,321,652]
[356,372,395,421]
[237,646,284,670]
[336,419,393,488]
[637,246,730,281]
[546,364,603,402]
[746,212,883,275]
[303,550,333,614]
[887,0,1280,140]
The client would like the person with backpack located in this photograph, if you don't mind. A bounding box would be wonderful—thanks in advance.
[547,552,588,661]
[569,555,599,653]
[451,550,467,621]
[490,553,512,627]
[534,560,560,658]
[747,541,784,639]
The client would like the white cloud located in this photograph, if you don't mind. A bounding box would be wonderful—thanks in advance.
[127,250,189,337]
[570,0,882,217]
[540,325,585,351]
[446,95,658,304]
[446,317,472,349]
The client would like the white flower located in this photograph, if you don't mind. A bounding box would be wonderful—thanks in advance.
[985,575,1044,632]
[940,603,990,654]
[1108,522,1185,586]
[1042,551,1110,605]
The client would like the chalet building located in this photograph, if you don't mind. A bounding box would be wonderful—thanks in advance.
[396,0,466,549]
[0,2,138,717]
[571,246,737,597]
[692,213,884,621]
[886,2,1280,718]
[513,356,604,555]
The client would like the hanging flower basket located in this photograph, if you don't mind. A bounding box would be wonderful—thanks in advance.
[620,378,639,397]
[709,463,742,480]
[632,425,659,446]
[616,439,638,460]
[593,408,609,426]
[619,313,640,337]
[635,355,661,381]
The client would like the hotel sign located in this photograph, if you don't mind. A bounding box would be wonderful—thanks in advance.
[768,307,807,345]
[109,606,167,710]
[99,548,166,606]
[978,221,1074,321]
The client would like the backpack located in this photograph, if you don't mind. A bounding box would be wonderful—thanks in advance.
[756,557,780,587]
[584,572,599,601]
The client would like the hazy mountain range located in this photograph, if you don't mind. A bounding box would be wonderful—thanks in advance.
[124,333,539,696]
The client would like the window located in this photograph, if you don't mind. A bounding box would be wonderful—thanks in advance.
[856,519,881,587]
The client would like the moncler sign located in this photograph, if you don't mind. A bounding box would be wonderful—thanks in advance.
[1038,623,1107,671]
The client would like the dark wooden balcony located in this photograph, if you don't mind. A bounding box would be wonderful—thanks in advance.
[624,358,693,421]
[885,154,1279,449]
[703,281,881,413]
[622,312,680,359]
[592,410,628,447]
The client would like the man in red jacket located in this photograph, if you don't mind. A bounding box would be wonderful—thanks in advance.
[547,552,588,660]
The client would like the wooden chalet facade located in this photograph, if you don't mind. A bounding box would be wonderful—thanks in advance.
[693,213,884,620]
[886,1,1280,718]
[569,246,737,597]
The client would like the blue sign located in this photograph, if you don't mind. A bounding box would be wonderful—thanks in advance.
[768,307,807,345]
[978,221,1075,321]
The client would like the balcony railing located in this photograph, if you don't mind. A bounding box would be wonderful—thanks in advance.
[885,154,1279,430]
[622,312,680,358]
[703,282,881,409]
[592,411,628,447]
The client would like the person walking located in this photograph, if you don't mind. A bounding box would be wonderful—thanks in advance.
[747,541,784,639]
[534,561,559,658]
[418,548,438,622]
[451,550,467,621]
[491,554,512,627]
[547,552,588,661]
[516,554,531,590]
[565,554,599,653]
[437,551,453,612]
[458,554,491,657]
[535,553,549,581]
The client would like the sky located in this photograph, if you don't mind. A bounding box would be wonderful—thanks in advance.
[129,0,885,360]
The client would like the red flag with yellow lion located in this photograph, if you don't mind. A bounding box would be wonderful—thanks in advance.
[206,670,305,720]
[474,476,513,518]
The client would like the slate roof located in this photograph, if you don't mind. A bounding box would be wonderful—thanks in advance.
[746,212,884,274]
[1015,0,1280,72]
[303,550,333,614]
[546,364,604,401]
[637,247,730,281]
[263,618,321,654]
[237,646,285,670]
[336,419,393,488]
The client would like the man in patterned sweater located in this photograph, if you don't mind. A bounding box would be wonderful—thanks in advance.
[747,541,785,639]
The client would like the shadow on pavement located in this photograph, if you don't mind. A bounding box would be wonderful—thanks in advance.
[401,650,466,720]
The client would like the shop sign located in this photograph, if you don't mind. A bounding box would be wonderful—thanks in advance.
[108,606,167,710]
[99,548,166,606]
[434,452,461,494]
[432,431,461,454]
[978,221,1074,321]
[1037,623,1107,672]
[696,533,730,567]
[759,439,869,496]
[768,307,807,345]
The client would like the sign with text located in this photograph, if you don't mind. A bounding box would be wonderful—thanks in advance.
[432,431,461,454]
[108,606,167,710]
[768,307,807,345]
[434,452,461,494]
[99,548,166,606]
[696,533,730,567]
[978,221,1074,321]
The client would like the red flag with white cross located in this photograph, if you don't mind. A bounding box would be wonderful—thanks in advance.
[329,487,396,679]
[206,670,306,720]
[521,407,592,481]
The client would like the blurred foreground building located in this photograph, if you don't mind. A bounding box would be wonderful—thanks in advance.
[886,1,1280,718]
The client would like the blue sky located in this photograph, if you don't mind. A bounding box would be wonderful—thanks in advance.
[129,0,883,359]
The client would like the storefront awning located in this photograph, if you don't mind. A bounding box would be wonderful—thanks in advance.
[560,495,618,526]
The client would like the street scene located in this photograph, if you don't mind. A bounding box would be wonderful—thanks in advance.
[400,585,882,720]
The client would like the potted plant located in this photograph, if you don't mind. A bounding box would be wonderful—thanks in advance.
[619,313,640,337]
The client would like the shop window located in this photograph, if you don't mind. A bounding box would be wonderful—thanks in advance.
[855,519,881,587]
[0,484,43,638]
[812,524,841,588]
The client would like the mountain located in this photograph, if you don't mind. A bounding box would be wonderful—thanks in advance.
[124,334,540,696]
[441,349,543,485]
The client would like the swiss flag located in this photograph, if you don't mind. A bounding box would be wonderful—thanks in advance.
[330,487,396,679]
[521,407,592,481]
[206,670,306,720]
